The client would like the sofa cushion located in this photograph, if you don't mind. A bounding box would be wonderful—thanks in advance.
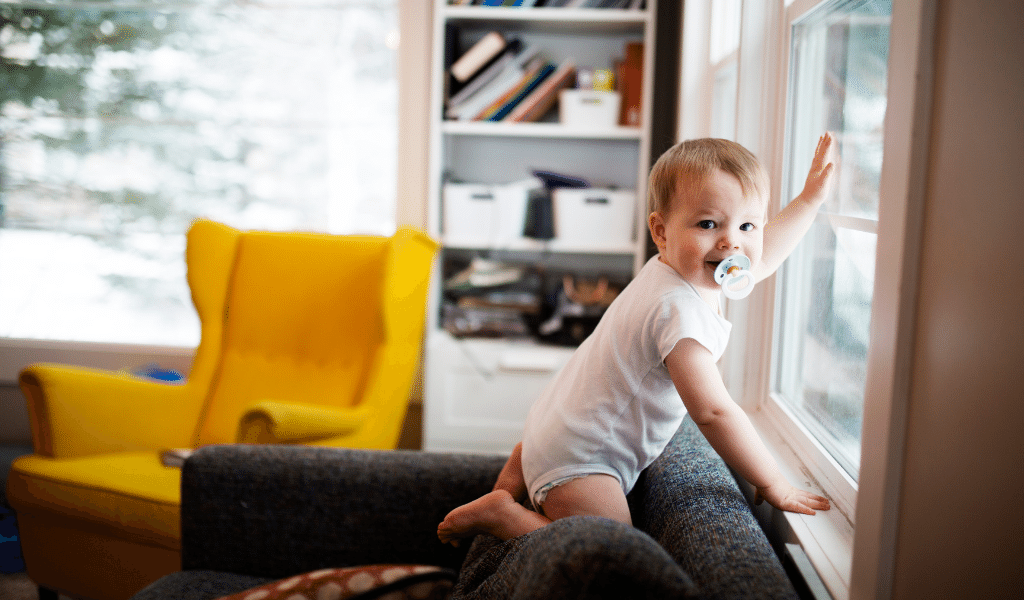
[451,517,698,600]
[181,445,506,577]
[132,571,272,600]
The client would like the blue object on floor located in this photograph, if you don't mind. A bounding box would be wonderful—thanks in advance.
[133,363,185,383]
[0,507,25,573]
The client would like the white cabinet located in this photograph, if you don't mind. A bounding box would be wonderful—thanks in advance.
[425,332,575,454]
[423,1,659,454]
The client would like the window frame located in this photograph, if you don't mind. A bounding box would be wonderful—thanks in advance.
[680,0,936,598]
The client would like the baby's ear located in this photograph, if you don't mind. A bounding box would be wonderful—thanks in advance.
[648,212,665,240]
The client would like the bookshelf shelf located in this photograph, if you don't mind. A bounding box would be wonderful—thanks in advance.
[441,120,642,139]
[424,0,660,454]
[443,238,637,255]
[444,7,650,33]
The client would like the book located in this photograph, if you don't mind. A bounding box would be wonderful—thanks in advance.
[617,41,643,126]
[447,46,541,120]
[451,31,506,83]
[473,59,551,121]
[505,59,577,122]
[470,57,546,120]
[447,38,523,108]
[488,63,556,121]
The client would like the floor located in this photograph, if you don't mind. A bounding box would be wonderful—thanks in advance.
[0,572,43,600]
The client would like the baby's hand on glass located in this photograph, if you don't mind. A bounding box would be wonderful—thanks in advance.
[800,132,838,205]
[755,481,831,515]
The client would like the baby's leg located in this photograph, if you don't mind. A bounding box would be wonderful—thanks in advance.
[492,442,527,500]
[437,489,550,546]
[437,473,631,546]
[541,473,632,525]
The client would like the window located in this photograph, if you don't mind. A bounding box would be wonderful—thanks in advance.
[679,0,742,143]
[772,0,891,480]
[681,0,927,598]
[0,0,398,348]
[709,0,741,139]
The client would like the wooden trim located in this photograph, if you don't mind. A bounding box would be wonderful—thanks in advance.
[849,1,937,598]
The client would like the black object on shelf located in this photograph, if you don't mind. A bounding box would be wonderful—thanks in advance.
[523,169,590,240]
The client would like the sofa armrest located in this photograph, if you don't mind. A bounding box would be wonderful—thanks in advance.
[631,416,799,600]
[454,518,698,599]
[180,444,505,578]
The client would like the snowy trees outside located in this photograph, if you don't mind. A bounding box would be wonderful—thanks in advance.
[1,0,398,345]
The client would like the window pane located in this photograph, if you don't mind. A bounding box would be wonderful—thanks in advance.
[773,0,891,479]
[710,61,737,140]
[0,0,397,345]
[709,0,741,64]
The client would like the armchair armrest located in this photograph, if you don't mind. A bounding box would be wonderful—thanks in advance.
[180,444,505,579]
[20,363,202,458]
[236,400,370,444]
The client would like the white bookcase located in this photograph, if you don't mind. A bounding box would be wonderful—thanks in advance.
[423,1,659,454]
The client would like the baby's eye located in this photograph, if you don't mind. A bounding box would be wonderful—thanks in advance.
[740,222,756,232]
[698,220,716,230]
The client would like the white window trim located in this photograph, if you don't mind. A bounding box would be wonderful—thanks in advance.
[684,1,937,599]
[848,0,936,597]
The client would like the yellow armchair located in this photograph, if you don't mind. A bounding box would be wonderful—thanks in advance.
[6,219,438,600]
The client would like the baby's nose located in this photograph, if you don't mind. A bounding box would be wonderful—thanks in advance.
[717,232,740,249]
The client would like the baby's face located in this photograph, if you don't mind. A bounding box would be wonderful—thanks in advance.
[649,168,765,295]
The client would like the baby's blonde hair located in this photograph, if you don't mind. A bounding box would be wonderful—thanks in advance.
[647,138,770,216]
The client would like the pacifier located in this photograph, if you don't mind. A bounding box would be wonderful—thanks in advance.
[714,255,755,300]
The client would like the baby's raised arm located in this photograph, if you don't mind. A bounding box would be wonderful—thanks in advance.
[755,132,838,282]
[665,338,830,515]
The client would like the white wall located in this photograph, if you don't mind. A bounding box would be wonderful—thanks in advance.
[891,0,1024,596]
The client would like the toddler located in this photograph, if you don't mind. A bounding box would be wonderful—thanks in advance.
[438,135,836,545]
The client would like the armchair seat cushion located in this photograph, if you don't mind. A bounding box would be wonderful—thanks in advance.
[8,452,180,546]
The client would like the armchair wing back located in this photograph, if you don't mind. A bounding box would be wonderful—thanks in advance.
[195,230,388,445]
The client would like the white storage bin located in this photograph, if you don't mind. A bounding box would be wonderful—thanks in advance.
[443,183,529,248]
[559,90,621,130]
[553,188,636,251]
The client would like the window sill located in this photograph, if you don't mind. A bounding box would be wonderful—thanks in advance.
[0,337,194,383]
[745,403,856,600]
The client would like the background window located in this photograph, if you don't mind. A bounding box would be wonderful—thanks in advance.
[772,0,891,479]
[0,0,398,346]
[708,0,741,140]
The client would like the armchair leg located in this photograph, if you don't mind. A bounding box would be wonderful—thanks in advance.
[38,586,59,600]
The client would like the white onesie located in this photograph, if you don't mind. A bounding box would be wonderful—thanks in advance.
[521,255,732,508]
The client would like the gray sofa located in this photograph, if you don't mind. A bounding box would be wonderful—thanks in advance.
[132,417,799,600]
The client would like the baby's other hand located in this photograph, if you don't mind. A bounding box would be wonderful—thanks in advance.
[755,481,831,515]
[799,132,838,206]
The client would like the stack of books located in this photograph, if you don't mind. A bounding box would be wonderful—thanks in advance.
[445,31,577,123]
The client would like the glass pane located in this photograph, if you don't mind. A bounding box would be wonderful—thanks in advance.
[710,61,737,140]
[0,1,397,345]
[710,0,741,64]
[773,0,891,479]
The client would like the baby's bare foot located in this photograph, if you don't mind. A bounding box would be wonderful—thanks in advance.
[437,489,519,546]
